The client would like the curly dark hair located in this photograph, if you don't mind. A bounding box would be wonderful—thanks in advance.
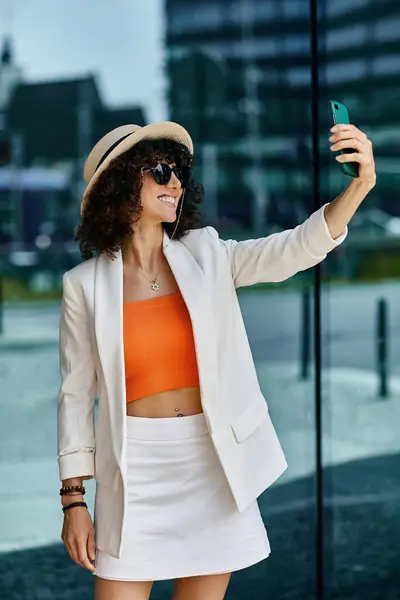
[75,138,203,260]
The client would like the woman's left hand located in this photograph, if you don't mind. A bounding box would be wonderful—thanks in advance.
[329,124,376,189]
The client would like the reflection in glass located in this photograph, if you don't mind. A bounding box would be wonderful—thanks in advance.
[321,1,400,598]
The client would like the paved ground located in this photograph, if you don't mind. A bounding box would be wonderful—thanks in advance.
[1,454,399,600]
[1,354,399,599]
[238,281,400,374]
[1,284,400,599]
[1,352,399,554]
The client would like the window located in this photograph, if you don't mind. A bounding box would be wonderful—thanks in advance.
[169,3,223,34]
[229,1,276,25]
[201,38,278,60]
[326,25,368,50]
[373,54,400,75]
[326,59,368,83]
[283,0,309,18]
[284,35,310,54]
[326,0,369,17]
[286,67,311,85]
[375,17,400,42]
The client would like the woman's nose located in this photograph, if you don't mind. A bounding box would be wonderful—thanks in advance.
[168,171,181,188]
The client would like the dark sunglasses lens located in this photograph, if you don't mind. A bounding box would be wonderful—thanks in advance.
[182,167,190,186]
[173,166,190,187]
[151,163,190,186]
[152,163,171,185]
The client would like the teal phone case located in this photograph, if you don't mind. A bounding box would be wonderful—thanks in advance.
[328,100,359,178]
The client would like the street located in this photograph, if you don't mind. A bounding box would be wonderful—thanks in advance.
[239,281,400,374]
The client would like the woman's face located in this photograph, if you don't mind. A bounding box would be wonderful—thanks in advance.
[139,161,183,225]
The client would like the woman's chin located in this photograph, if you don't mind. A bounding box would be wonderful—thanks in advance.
[160,210,177,223]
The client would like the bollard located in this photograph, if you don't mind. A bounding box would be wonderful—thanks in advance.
[0,273,3,336]
[300,288,311,380]
[376,298,389,398]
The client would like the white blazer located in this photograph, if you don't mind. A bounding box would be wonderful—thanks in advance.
[57,203,347,558]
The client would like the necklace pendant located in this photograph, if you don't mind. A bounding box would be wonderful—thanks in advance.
[151,281,160,292]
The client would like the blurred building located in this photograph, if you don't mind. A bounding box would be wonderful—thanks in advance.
[5,78,145,169]
[0,37,22,128]
[0,36,146,255]
[0,38,146,169]
[165,0,400,231]
[166,0,313,231]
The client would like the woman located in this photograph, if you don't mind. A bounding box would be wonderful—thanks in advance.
[57,121,375,600]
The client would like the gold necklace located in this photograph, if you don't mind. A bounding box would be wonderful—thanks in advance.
[138,269,160,292]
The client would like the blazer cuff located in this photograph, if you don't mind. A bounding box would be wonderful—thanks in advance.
[58,450,95,482]
[305,203,348,257]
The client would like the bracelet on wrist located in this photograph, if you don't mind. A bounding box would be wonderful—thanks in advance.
[60,485,86,496]
[62,501,88,513]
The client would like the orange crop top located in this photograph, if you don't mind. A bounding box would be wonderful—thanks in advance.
[123,292,200,403]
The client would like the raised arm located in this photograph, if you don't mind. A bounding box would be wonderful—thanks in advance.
[211,203,347,288]
[57,271,97,482]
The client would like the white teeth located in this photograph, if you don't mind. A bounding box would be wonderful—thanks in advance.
[158,195,176,206]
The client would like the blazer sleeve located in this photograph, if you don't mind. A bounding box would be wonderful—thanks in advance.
[209,203,348,288]
[57,271,97,482]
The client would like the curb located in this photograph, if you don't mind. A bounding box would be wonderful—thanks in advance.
[0,338,58,352]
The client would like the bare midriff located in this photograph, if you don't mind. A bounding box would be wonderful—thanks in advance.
[126,386,203,418]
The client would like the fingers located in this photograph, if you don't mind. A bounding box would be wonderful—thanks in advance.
[74,535,96,572]
[329,125,373,160]
[87,528,96,563]
[330,123,366,137]
[335,153,368,164]
[330,138,364,153]
[330,124,368,147]
[61,518,96,572]
[63,535,93,571]
[330,123,376,186]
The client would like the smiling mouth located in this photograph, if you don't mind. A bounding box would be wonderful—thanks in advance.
[158,195,177,207]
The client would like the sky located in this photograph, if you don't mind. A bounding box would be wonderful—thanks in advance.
[0,0,167,121]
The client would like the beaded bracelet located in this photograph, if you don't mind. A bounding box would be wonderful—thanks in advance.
[60,485,86,496]
[62,501,88,513]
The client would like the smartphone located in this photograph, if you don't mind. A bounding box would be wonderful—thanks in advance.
[328,100,359,178]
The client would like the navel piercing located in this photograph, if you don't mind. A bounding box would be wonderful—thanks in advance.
[175,408,184,417]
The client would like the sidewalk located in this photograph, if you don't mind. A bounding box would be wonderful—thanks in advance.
[257,361,400,485]
[0,461,96,553]
[0,331,58,351]
[0,305,59,351]
[0,359,399,554]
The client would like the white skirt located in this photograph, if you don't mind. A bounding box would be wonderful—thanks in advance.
[94,412,270,581]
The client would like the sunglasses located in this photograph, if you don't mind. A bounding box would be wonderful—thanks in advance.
[141,163,190,188]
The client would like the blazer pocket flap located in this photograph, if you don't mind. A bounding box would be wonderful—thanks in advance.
[231,399,269,443]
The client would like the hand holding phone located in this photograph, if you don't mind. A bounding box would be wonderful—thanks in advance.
[328,100,359,178]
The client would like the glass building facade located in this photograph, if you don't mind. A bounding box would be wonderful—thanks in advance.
[0,1,399,598]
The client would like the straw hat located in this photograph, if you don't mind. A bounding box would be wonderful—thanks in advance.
[81,121,193,214]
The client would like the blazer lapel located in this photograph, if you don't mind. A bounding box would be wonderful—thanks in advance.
[94,249,126,463]
[163,232,219,424]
